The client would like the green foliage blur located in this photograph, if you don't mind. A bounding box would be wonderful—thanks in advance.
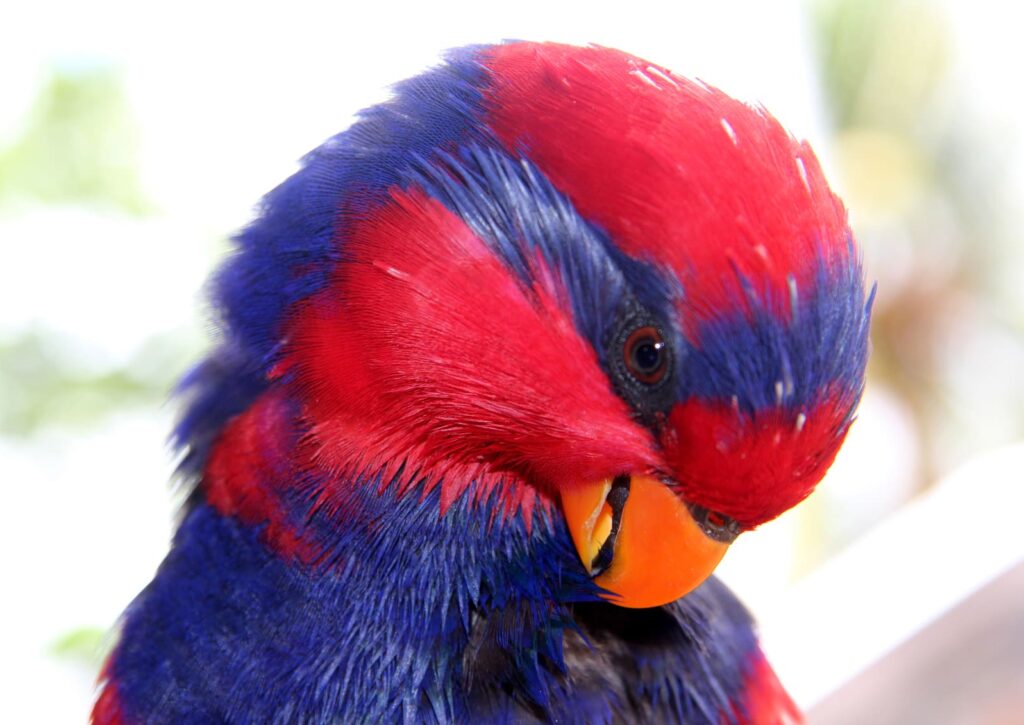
[0,63,149,212]
[0,66,182,440]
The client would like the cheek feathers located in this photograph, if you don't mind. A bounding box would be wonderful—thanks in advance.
[284,189,655,493]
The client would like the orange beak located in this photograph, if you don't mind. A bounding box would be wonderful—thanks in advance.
[560,475,730,608]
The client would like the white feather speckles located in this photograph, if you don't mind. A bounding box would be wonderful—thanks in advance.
[795,156,810,192]
[795,412,807,432]
[781,364,795,399]
[645,65,679,89]
[720,118,738,145]
[372,260,411,281]
[787,275,800,318]
[630,67,660,89]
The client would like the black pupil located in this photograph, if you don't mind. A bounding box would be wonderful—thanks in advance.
[632,338,662,372]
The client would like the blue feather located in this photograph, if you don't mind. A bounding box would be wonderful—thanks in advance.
[109,484,759,723]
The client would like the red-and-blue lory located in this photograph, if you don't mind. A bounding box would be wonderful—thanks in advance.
[92,42,871,724]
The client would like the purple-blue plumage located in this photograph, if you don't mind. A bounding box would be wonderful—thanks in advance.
[106,493,760,722]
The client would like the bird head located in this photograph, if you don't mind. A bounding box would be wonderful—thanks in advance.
[199,42,871,610]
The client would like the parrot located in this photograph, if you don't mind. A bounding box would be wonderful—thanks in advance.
[91,42,871,724]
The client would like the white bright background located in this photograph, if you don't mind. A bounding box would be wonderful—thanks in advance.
[2,1,1022,723]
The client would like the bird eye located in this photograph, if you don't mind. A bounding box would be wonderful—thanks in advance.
[624,326,668,385]
[606,301,675,418]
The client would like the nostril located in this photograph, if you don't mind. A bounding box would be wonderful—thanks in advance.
[688,504,741,544]
[706,511,728,528]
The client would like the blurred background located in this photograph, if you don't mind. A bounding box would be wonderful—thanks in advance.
[2,0,1022,722]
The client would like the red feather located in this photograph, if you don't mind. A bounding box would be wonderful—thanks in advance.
[481,43,850,325]
[739,653,803,724]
